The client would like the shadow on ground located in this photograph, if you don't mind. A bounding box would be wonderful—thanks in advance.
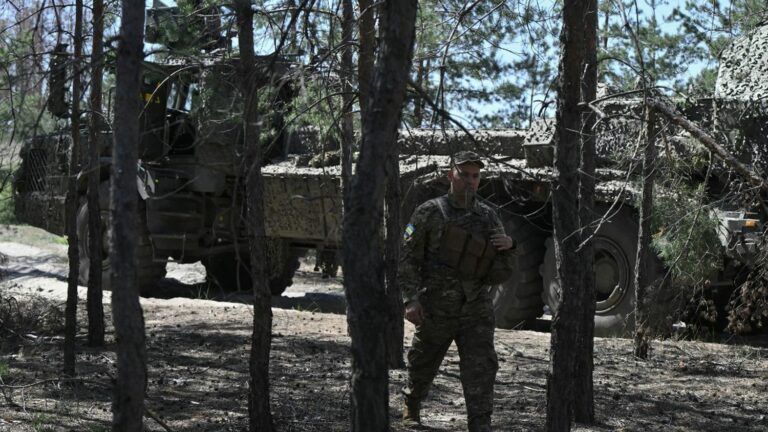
[145,276,349,315]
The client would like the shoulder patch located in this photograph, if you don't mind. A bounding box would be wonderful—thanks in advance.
[403,223,416,240]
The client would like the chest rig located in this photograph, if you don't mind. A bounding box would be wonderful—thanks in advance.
[434,196,497,280]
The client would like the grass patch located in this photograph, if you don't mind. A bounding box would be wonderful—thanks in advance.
[0,291,64,353]
[32,414,55,432]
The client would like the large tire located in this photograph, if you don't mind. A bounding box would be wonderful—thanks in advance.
[492,213,547,329]
[77,191,167,294]
[540,206,664,337]
[202,240,302,296]
[76,200,109,288]
[202,251,253,292]
[267,241,303,296]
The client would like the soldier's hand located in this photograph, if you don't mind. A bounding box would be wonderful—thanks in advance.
[405,301,425,326]
[491,233,515,251]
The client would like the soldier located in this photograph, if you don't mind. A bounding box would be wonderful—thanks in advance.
[400,151,516,432]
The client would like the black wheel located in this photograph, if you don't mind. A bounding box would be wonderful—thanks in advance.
[492,213,547,329]
[203,240,303,296]
[76,186,167,294]
[267,241,302,296]
[540,206,664,337]
[202,251,253,292]
[318,249,339,278]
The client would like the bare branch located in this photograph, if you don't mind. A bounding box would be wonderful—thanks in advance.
[649,98,768,194]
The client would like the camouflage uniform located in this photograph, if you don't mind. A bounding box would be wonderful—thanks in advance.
[400,192,514,431]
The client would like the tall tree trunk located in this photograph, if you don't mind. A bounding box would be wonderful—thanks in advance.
[233,1,272,430]
[376,0,404,370]
[356,0,374,118]
[547,0,586,430]
[63,0,84,377]
[385,144,404,369]
[341,0,354,202]
[111,0,146,430]
[87,0,105,348]
[634,107,656,359]
[574,0,598,423]
[343,0,417,430]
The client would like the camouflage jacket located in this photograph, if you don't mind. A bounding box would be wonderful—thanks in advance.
[399,193,515,317]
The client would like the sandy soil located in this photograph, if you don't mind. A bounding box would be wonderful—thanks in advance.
[0,225,767,432]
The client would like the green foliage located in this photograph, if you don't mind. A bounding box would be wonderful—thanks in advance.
[146,0,229,56]
[669,0,768,93]
[0,170,16,225]
[0,361,9,379]
[32,414,55,432]
[599,0,708,92]
[287,77,341,147]
[649,184,722,286]
[405,0,558,128]
[195,283,213,300]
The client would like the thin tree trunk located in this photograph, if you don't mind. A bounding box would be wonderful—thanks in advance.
[413,59,426,125]
[111,0,146,430]
[385,146,404,369]
[87,0,105,348]
[574,0,598,423]
[357,0,374,118]
[547,0,586,430]
[233,1,272,430]
[634,107,656,359]
[63,0,84,377]
[341,0,354,201]
[377,0,404,371]
[343,0,417,430]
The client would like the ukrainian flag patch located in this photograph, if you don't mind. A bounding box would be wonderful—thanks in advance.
[403,223,415,240]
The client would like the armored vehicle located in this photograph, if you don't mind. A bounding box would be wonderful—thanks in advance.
[12,11,766,336]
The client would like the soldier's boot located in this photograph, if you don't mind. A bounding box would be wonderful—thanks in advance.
[402,398,421,424]
[468,416,492,432]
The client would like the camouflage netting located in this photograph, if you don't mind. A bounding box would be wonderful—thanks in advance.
[397,128,527,159]
[714,23,768,177]
[716,24,768,101]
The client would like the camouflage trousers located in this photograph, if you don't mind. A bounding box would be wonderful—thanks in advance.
[403,313,498,430]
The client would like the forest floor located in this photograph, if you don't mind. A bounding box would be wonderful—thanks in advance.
[0,224,767,432]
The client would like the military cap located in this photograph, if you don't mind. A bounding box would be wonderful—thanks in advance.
[452,150,485,168]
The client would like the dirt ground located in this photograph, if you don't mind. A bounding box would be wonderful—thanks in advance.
[0,224,767,432]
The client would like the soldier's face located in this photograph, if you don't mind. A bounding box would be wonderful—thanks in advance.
[449,163,481,195]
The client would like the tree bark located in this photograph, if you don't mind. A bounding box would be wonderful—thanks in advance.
[356,0,375,118]
[63,0,84,377]
[343,0,417,430]
[341,0,354,202]
[374,0,404,371]
[385,143,404,369]
[233,1,273,430]
[634,107,657,359]
[110,1,146,430]
[547,0,587,430]
[87,0,105,348]
[574,0,598,423]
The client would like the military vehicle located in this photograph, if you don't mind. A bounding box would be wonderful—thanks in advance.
[12,8,765,337]
[260,25,767,337]
[13,5,312,295]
